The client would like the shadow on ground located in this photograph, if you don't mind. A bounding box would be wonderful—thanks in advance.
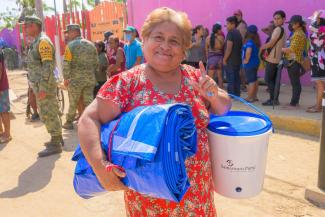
[0,154,60,198]
[62,128,79,152]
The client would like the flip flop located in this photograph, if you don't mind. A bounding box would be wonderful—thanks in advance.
[0,136,12,144]
[306,107,322,113]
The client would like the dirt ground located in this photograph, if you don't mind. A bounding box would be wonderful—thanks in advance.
[0,70,325,217]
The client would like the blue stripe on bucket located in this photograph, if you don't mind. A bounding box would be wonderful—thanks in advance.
[208,111,273,136]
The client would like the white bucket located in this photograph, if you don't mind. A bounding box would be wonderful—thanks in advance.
[208,96,272,199]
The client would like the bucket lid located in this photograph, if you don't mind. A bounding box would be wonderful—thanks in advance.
[208,111,272,136]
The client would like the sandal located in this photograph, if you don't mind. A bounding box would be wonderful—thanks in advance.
[0,136,12,144]
[307,105,317,110]
[306,107,322,113]
[244,98,255,103]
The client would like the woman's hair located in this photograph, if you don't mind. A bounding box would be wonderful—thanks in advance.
[141,7,192,50]
[95,41,106,53]
[244,32,261,48]
[192,25,204,36]
[109,35,120,45]
[210,23,222,49]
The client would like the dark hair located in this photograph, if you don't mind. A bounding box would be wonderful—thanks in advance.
[205,27,209,35]
[273,10,286,18]
[95,41,105,53]
[245,31,261,48]
[210,23,222,48]
[320,18,325,26]
[226,16,238,26]
[192,25,204,36]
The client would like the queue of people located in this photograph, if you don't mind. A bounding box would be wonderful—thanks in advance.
[1,9,324,153]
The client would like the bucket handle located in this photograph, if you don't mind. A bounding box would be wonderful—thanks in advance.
[228,94,272,125]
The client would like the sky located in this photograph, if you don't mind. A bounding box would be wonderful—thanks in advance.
[0,0,95,16]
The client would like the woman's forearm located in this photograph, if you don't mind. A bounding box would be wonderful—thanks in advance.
[78,111,105,170]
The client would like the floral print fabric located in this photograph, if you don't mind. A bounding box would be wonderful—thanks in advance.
[97,64,217,217]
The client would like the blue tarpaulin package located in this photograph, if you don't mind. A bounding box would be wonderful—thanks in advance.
[72,104,197,202]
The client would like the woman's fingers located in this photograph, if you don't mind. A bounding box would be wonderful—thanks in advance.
[199,61,207,77]
[113,167,126,178]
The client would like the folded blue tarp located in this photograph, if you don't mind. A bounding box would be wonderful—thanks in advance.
[72,104,197,202]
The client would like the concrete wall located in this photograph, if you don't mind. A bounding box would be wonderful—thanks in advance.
[127,0,324,85]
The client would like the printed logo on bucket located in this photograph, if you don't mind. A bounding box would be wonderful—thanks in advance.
[221,160,256,172]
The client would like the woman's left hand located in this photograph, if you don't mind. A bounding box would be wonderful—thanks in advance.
[192,61,218,103]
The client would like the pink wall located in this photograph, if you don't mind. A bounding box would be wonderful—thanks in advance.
[127,0,324,86]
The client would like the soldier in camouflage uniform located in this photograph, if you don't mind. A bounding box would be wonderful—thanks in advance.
[24,16,63,157]
[62,24,98,129]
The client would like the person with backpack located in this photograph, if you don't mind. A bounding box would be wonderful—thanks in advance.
[282,15,307,108]
[261,10,287,106]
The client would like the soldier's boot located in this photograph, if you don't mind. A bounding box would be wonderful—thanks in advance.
[44,135,64,147]
[62,121,74,130]
[38,141,62,158]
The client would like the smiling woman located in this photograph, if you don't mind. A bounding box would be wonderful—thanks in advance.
[78,7,231,217]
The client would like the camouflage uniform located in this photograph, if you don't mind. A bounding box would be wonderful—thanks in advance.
[25,16,63,157]
[3,48,17,70]
[63,24,98,128]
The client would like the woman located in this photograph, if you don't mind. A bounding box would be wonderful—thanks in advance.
[0,49,11,143]
[242,25,261,102]
[184,25,206,68]
[78,7,231,216]
[94,41,108,97]
[282,15,307,108]
[107,36,125,78]
[205,23,225,89]
[306,11,325,113]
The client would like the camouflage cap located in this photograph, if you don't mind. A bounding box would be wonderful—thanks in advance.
[23,16,42,25]
[66,24,81,32]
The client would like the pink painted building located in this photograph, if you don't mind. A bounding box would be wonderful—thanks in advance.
[127,0,324,85]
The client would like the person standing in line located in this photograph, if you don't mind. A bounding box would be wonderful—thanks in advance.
[261,10,287,106]
[24,16,63,157]
[94,41,108,97]
[206,23,225,89]
[234,9,249,92]
[62,24,98,130]
[184,25,206,68]
[307,11,325,113]
[107,35,125,78]
[282,15,307,108]
[242,25,261,102]
[123,26,144,70]
[223,16,243,96]
[0,48,11,144]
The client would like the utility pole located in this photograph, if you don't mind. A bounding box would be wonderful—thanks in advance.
[318,91,325,190]
[305,91,325,208]
[35,0,44,22]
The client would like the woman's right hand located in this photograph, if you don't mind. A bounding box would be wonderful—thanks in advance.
[93,161,128,191]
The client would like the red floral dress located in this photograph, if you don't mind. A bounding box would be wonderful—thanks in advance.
[97,64,216,217]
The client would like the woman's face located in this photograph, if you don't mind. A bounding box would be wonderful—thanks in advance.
[197,27,204,36]
[143,22,185,72]
[108,38,117,49]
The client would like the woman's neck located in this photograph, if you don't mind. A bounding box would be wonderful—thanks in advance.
[146,64,180,79]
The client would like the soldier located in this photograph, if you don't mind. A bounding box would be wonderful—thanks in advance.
[62,24,98,129]
[24,16,63,157]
